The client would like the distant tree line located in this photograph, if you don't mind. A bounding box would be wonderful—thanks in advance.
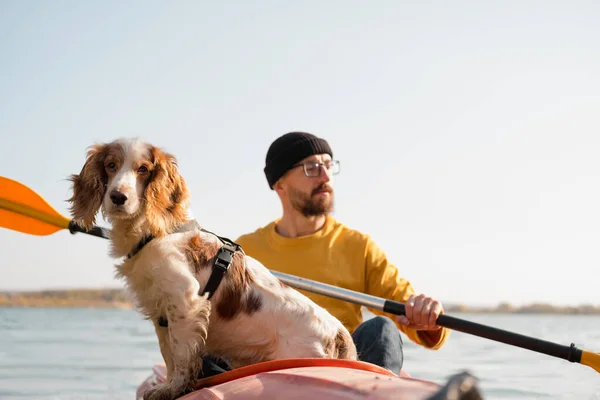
[445,301,600,314]
[1,289,599,314]
[0,288,133,308]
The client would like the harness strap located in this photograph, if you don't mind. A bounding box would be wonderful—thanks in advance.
[125,220,241,328]
[127,235,153,259]
[201,240,240,300]
[126,220,201,259]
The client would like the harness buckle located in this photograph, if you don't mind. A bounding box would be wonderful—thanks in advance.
[214,246,234,272]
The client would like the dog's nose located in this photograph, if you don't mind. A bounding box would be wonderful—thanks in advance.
[110,190,128,206]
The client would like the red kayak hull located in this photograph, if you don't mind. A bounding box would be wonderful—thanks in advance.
[136,359,442,400]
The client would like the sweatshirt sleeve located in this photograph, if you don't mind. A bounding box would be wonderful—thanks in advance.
[364,236,450,350]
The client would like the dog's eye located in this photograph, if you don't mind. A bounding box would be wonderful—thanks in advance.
[106,162,117,171]
[138,165,149,174]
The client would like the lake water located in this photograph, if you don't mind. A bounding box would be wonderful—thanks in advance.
[0,308,598,400]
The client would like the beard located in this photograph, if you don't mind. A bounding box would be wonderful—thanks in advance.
[289,183,334,217]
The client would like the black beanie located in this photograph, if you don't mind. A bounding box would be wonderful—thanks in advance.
[264,131,333,189]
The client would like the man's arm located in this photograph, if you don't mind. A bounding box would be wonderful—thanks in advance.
[364,236,450,350]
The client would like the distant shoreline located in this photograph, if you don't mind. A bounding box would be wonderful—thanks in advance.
[2,289,599,314]
[0,288,133,309]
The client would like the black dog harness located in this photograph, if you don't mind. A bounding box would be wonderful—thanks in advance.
[127,220,241,327]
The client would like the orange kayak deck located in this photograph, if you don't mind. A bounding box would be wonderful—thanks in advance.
[136,358,446,400]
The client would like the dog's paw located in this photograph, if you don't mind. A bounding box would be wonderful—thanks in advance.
[142,383,176,400]
[143,382,194,400]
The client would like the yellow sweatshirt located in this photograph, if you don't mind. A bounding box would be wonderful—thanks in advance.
[235,215,450,350]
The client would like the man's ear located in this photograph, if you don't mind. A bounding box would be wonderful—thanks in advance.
[273,177,285,194]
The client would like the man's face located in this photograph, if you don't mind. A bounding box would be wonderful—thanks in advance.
[275,153,339,217]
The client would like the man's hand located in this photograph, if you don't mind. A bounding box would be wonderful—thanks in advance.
[395,293,443,331]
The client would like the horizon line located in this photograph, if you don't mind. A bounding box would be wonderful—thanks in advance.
[1,286,598,308]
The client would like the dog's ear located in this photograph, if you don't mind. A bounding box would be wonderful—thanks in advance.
[67,144,108,230]
[144,146,190,237]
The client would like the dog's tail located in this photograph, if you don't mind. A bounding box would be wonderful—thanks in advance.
[333,327,358,360]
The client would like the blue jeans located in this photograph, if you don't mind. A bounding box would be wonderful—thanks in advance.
[351,316,404,374]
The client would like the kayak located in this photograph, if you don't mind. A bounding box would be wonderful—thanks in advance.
[136,358,483,399]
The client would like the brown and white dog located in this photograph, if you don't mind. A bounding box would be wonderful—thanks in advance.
[67,138,357,400]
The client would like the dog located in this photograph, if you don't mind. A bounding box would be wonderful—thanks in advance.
[67,138,357,400]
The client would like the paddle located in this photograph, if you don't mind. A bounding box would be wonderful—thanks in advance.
[272,270,600,373]
[0,176,109,239]
[1,175,599,374]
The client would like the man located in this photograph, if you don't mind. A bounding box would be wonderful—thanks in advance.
[235,131,450,374]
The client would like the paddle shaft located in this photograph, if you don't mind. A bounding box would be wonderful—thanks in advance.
[83,224,585,367]
[271,271,584,366]
[68,220,111,239]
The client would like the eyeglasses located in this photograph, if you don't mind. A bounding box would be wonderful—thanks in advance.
[290,160,340,177]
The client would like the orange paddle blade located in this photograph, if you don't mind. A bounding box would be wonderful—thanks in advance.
[581,350,600,373]
[0,176,70,236]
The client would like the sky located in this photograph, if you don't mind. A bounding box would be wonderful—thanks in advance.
[1,0,598,307]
